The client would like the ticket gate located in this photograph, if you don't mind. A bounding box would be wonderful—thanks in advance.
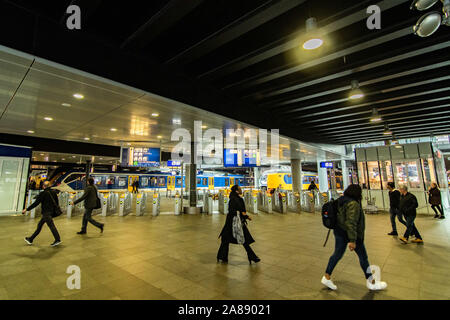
[246,190,258,214]
[174,194,182,215]
[274,193,287,214]
[99,193,109,216]
[152,193,161,216]
[27,190,41,218]
[218,192,229,214]
[66,192,84,218]
[258,192,273,214]
[317,192,329,211]
[301,191,315,213]
[135,193,147,216]
[119,193,132,217]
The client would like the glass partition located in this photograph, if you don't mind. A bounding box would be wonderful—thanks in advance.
[407,161,421,189]
[394,161,422,190]
[394,162,408,188]
[380,161,393,189]
[358,162,368,189]
[421,158,436,190]
[367,161,382,190]
[0,157,28,215]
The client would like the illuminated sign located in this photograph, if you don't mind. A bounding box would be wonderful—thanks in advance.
[121,147,160,167]
[224,149,260,167]
[167,160,181,167]
[320,162,334,169]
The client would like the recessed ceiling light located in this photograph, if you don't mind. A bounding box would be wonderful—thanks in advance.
[84,137,90,141]
[73,93,84,99]
[201,125,208,129]
[40,153,44,156]
[152,113,159,117]
[44,117,53,121]
[110,128,117,132]
[157,136,162,139]
[61,103,71,107]
[62,158,65,160]
[72,156,76,158]
[27,130,35,134]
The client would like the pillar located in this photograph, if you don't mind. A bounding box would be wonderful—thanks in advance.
[85,160,92,188]
[341,160,350,190]
[254,167,261,189]
[317,160,329,193]
[291,159,303,193]
[188,142,197,207]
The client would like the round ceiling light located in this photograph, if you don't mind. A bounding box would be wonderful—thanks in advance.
[370,108,382,122]
[410,0,439,10]
[303,17,323,50]
[73,93,84,99]
[44,117,53,121]
[413,11,442,37]
[349,80,364,100]
[383,124,392,135]
[27,130,35,134]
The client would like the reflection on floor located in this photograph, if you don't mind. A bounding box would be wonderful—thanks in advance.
[0,211,449,300]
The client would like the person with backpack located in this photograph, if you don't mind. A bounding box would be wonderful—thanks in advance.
[217,185,260,264]
[428,182,445,219]
[22,181,62,247]
[72,177,104,235]
[321,184,387,291]
[387,182,406,236]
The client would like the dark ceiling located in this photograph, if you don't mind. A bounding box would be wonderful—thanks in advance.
[1,0,450,145]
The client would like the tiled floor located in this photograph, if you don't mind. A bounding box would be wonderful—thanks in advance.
[0,210,449,300]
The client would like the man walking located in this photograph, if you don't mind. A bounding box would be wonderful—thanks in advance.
[387,182,406,236]
[22,181,62,247]
[398,185,423,244]
[72,177,104,235]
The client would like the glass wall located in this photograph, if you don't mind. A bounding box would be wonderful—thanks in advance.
[380,160,393,189]
[367,161,382,190]
[0,157,29,215]
[421,158,437,190]
[358,162,368,189]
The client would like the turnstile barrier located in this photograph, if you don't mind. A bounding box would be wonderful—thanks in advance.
[135,193,147,216]
[152,193,161,216]
[119,193,132,217]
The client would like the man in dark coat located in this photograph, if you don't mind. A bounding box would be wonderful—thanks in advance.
[72,177,104,234]
[22,181,62,247]
[217,185,260,264]
[398,185,423,244]
[387,182,406,236]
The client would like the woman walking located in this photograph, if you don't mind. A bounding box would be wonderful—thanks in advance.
[321,184,387,291]
[217,185,260,264]
[428,182,445,219]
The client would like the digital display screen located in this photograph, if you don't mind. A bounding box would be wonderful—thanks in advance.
[224,149,260,167]
[167,160,181,167]
[320,162,333,169]
[121,147,160,167]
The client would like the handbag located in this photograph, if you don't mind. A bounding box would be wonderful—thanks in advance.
[94,187,102,209]
[48,190,63,218]
[232,214,245,245]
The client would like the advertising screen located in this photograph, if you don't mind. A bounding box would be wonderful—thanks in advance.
[121,147,160,167]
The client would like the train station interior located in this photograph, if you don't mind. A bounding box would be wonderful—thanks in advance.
[0,0,450,301]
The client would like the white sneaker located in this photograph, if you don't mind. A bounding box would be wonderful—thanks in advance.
[367,280,387,291]
[321,276,337,290]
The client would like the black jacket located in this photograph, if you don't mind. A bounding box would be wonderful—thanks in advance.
[219,191,255,245]
[389,190,401,209]
[428,187,442,206]
[27,188,59,215]
[399,192,418,217]
[74,185,99,209]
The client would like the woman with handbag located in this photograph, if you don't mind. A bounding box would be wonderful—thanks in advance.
[217,185,260,264]
[22,181,62,247]
[428,182,445,219]
[72,177,105,234]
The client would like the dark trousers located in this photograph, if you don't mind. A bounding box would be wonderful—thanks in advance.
[132,186,138,193]
[81,208,103,232]
[431,205,444,216]
[217,241,258,261]
[30,214,60,242]
[325,228,372,279]
[390,208,406,232]
[404,215,422,240]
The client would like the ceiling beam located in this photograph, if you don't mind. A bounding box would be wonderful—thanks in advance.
[165,0,307,65]
[121,0,205,50]
[200,0,408,81]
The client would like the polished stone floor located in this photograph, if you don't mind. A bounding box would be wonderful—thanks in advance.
[0,210,449,300]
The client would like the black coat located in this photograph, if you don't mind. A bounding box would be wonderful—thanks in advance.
[74,185,99,209]
[399,192,418,217]
[27,188,59,216]
[219,191,255,245]
[428,187,442,206]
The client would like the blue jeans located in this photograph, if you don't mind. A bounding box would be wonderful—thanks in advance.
[404,215,422,240]
[390,208,406,232]
[326,228,372,279]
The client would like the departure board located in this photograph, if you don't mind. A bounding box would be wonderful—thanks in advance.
[224,149,260,167]
[121,147,160,167]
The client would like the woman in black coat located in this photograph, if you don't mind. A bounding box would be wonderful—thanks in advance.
[428,182,445,219]
[217,185,260,264]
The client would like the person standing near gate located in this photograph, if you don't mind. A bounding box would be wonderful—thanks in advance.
[72,177,104,235]
[217,185,260,264]
[132,179,139,194]
[22,181,62,247]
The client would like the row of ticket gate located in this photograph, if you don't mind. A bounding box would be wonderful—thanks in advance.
[26,189,341,218]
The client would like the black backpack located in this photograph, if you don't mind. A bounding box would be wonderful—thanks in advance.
[321,199,339,247]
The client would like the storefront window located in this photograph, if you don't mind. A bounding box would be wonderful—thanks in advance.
[358,162,368,189]
[380,161,393,189]
[394,162,408,188]
[367,161,382,190]
[421,158,436,189]
[407,161,421,189]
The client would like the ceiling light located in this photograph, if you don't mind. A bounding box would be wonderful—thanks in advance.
[410,0,439,11]
[370,108,382,122]
[157,136,162,139]
[349,80,364,100]
[72,156,76,158]
[27,130,35,134]
[152,113,159,117]
[84,137,90,141]
[110,128,117,132]
[40,153,44,156]
[62,158,65,161]
[411,0,450,37]
[201,125,208,129]
[73,93,84,99]
[44,117,53,121]
[173,119,181,125]
[303,17,324,50]
[383,123,392,135]
[61,103,71,107]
